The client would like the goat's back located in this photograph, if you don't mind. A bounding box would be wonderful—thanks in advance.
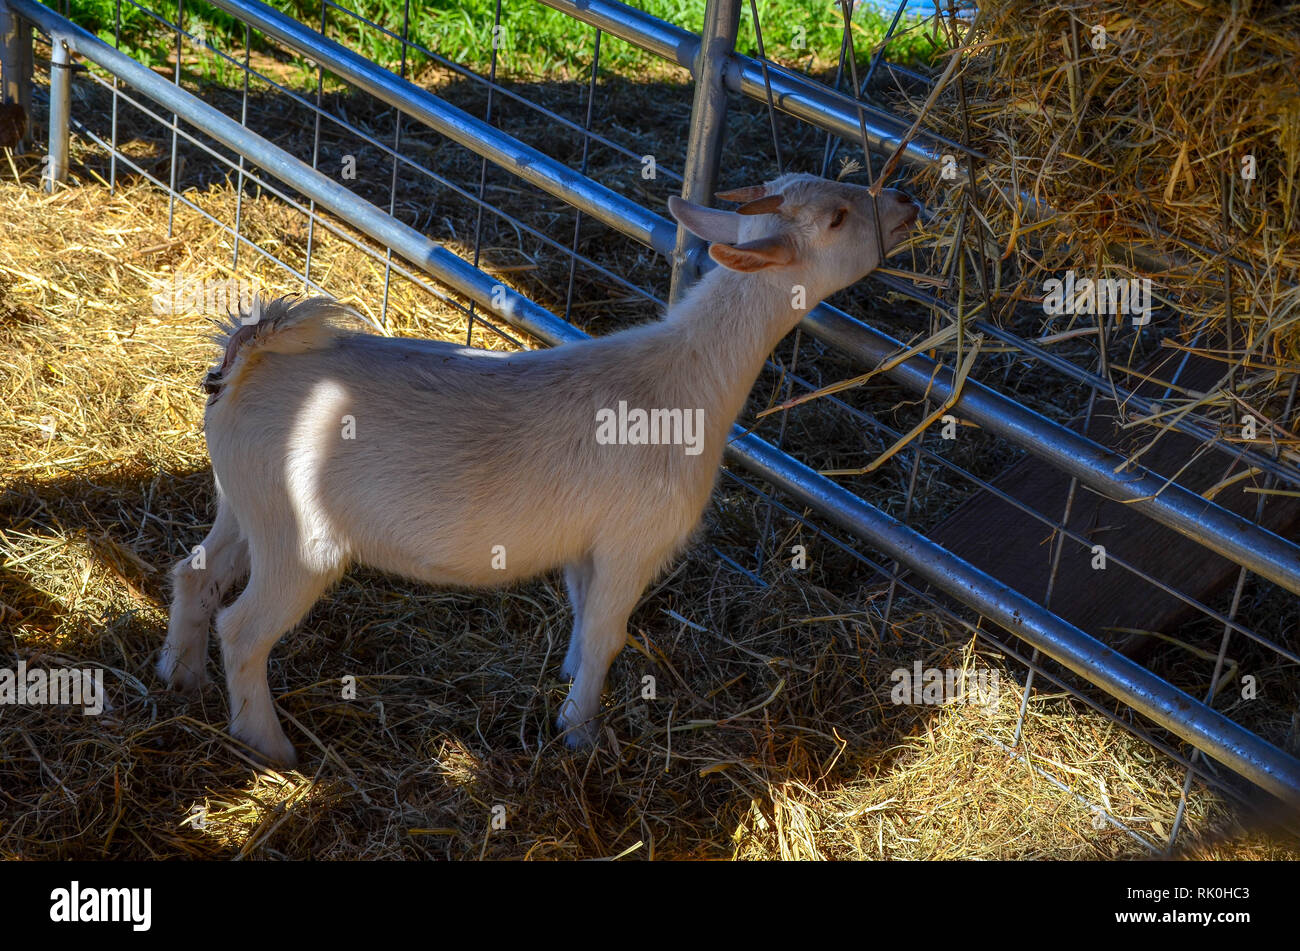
[204,325,719,586]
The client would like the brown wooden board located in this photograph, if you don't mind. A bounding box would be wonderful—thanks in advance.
[927,342,1300,651]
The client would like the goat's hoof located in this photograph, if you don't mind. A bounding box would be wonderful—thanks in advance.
[261,745,299,770]
[232,726,299,770]
[556,714,598,750]
[156,653,211,693]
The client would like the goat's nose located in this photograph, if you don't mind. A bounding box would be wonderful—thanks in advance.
[878,187,917,214]
[888,189,920,222]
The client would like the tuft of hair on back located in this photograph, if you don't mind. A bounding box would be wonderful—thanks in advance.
[203,294,366,402]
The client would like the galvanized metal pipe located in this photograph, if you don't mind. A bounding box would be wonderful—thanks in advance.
[866,269,1300,490]
[45,34,67,188]
[14,0,1300,806]
[204,0,678,257]
[534,0,954,169]
[669,0,739,303]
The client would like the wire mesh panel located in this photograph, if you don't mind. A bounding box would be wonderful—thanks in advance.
[2,0,1298,857]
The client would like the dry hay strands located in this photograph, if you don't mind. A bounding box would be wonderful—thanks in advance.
[890,1,1300,404]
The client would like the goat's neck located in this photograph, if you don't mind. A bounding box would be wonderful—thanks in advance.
[660,263,816,440]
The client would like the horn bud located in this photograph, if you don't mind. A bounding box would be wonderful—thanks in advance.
[715,184,768,203]
[735,194,785,215]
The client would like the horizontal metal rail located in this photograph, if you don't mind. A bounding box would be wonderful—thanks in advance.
[318,0,685,183]
[534,0,969,167]
[770,363,1297,662]
[207,0,677,256]
[12,0,1300,807]
[201,0,691,251]
[191,0,1300,599]
[150,10,664,307]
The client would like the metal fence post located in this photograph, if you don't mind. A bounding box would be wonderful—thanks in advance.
[668,0,740,304]
[0,0,33,151]
[46,36,68,189]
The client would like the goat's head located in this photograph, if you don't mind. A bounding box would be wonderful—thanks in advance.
[669,172,918,298]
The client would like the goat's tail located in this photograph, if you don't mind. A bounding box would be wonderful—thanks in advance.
[203,294,363,403]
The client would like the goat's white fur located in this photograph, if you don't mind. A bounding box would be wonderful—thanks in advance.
[159,173,918,766]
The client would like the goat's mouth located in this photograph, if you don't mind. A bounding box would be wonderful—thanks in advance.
[890,204,920,237]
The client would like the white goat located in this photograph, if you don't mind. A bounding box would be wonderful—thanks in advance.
[159,172,918,766]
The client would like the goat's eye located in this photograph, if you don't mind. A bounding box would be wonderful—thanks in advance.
[829,208,848,229]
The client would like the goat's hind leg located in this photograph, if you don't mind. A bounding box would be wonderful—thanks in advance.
[160,499,248,692]
[217,544,336,768]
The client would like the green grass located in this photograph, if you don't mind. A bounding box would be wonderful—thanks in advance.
[63,0,944,83]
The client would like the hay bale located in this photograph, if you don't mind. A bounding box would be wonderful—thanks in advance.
[906,1,1299,447]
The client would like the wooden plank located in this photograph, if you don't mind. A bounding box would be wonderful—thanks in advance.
[928,343,1300,651]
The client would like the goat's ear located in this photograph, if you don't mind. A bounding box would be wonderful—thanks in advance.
[709,235,795,272]
[668,196,743,245]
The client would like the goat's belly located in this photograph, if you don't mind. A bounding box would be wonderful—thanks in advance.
[343,506,578,590]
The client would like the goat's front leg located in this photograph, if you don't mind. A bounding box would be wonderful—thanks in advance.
[556,551,654,748]
[560,553,593,679]
[159,499,248,692]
